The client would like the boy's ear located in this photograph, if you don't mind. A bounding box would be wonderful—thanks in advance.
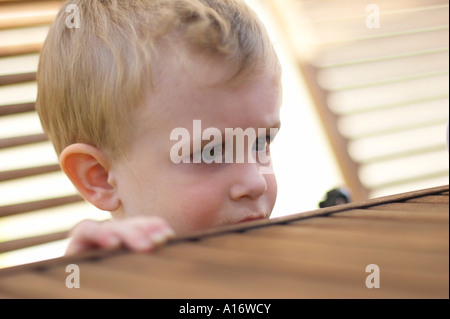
[59,143,120,212]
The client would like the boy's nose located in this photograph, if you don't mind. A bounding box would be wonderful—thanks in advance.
[229,163,268,201]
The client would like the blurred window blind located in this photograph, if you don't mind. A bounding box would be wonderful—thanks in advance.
[0,0,109,268]
[266,0,449,200]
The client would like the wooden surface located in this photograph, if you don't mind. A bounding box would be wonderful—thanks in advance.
[0,185,448,299]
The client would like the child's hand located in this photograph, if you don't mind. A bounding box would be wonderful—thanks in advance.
[65,216,175,255]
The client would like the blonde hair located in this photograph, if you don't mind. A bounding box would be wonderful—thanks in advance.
[37,0,280,159]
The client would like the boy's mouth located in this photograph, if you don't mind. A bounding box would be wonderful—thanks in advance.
[238,214,266,224]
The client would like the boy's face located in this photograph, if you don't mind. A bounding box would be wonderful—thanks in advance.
[111,52,282,235]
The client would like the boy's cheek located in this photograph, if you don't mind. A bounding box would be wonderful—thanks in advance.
[162,188,224,231]
[166,206,220,234]
[266,174,278,211]
[266,171,278,192]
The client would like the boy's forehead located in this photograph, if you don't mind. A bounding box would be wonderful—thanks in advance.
[139,67,281,134]
[151,34,280,89]
[150,39,237,90]
[133,38,282,135]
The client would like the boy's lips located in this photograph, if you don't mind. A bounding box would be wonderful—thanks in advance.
[238,213,267,224]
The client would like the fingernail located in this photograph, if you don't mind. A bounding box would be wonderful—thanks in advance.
[105,235,120,247]
[150,231,171,245]
[135,237,152,250]
[163,228,176,238]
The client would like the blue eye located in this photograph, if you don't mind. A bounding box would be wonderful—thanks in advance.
[253,135,271,152]
[200,143,225,163]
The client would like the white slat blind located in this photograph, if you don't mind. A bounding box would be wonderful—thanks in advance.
[267,0,449,200]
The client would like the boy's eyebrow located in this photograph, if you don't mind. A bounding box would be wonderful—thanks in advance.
[264,120,281,132]
[271,121,281,130]
[198,121,281,146]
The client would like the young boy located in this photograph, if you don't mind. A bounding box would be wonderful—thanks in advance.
[36,0,282,255]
